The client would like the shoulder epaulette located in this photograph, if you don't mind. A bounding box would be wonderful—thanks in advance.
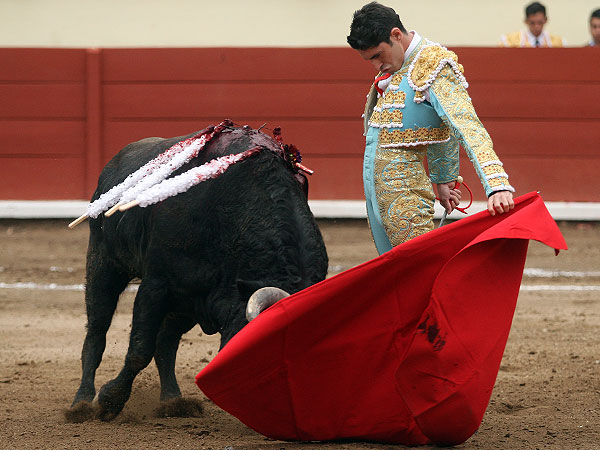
[407,43,468,103]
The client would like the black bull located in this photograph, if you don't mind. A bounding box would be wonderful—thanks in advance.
[68,126,328,421]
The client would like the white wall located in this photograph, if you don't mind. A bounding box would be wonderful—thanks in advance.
[0,0,597,47]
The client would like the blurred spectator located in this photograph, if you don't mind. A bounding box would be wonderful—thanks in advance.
[501,2,565,47]
[589,9,600,46]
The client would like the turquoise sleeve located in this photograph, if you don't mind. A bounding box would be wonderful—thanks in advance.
[426,131,460,184]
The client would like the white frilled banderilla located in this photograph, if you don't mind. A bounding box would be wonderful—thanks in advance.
[69,120,234,228]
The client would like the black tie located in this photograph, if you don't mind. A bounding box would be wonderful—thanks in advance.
[535,38,540,47]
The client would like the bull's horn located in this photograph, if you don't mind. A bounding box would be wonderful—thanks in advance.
[246,287,290,322]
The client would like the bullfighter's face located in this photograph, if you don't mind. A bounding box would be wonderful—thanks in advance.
[358,27,407,74]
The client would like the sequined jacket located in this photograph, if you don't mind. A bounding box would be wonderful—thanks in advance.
[364,37,514,197]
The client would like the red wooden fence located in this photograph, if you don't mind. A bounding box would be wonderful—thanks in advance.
[1,47,598,202]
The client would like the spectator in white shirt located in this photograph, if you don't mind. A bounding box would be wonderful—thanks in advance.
[501,2,565,48]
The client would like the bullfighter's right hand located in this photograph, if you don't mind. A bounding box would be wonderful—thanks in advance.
[436,181,462,214]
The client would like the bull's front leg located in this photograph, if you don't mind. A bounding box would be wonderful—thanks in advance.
[154,312,196,401]
[96,277,169,421]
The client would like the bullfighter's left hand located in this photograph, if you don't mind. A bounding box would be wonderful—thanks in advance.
[487,191,514,216]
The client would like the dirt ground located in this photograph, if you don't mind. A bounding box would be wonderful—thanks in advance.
[0,218,599,449]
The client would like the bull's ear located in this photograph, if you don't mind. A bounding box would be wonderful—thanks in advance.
[294,173,308,197]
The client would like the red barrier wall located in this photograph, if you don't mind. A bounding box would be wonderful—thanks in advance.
[1,47,598,202]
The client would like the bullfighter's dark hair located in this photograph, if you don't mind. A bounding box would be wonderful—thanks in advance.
[525,2,546,18]
[591,8,600,21]
[347,2,407,50]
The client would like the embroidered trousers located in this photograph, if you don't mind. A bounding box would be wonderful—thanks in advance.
[364,127,435,254]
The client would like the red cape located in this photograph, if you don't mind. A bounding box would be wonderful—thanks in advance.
[195,192,567,445]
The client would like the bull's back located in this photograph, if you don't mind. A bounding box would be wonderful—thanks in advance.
[88,127,327,288]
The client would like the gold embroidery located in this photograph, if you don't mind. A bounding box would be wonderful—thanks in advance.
[379,126,450,147]
[380,109,402,124]
[367,95,386,125]
[383,91,407,106]
[390,72,404,86]
[368,108,403,127]
[369,109,382,124]
[374,145,434,245]
[430,65,512,192]
[427,138,460,183]
[370,87,405,127]
[410,45,464,89]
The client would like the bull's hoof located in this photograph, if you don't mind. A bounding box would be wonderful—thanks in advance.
[64,401,96,423]
[155,397,204,418]
[96,379,131,421]
[71,385,95,406]
[96,407,121,422]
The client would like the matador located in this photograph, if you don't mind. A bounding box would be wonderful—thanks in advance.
[348,2,515,254]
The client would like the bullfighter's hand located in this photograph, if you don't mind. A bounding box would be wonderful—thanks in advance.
[487,191,514,216]
[436,181,462,214]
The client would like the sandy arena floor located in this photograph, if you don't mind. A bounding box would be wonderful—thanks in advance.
[0,218,599,449]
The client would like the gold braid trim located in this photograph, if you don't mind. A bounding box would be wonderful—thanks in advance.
[379,127,450,147]
[408,45,467,102]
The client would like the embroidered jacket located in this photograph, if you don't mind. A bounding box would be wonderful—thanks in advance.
[364,37,514,196]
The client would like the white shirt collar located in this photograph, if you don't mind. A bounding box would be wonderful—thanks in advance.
[525,29,549,47]
[404,30,421,62]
